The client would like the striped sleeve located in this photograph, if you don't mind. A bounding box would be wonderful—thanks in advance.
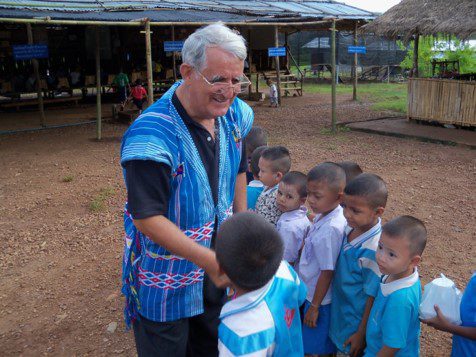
[218,323,274,356]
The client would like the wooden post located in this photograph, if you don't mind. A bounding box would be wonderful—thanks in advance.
[387,65,390,83]
[95,27,102,140]
[248,28,252,100]
[26,23,46,127]
[274,25,281,105]
[145,20,153,106]
[412,34,419,78]
[331,20,337,133]
[284,31,289,71]
[172,26,177,81]
[352,21,358,101]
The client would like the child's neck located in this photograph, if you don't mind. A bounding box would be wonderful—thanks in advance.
[386,266,415,283]
[348,218,379,242]
[233,286,251,298]
[318,203,340,219]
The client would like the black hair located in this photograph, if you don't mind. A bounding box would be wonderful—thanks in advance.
[344,173,388,209]
[338,161,363,183]
[245,126,268,158]
[281,171,308,198]
[216,212,283,291]
[250,146,267,178]
[307,162,346,193]
[383,215,427,256]
[260,146,291,174]
[135,79,142,86]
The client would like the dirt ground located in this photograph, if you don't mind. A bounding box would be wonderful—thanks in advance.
[0,92,474,356]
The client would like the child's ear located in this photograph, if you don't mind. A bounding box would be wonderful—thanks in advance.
[276,171,283,180]
[336,191,344,202]
[375,206,385,217]
[300,196,307,205]
[410,255,421,267]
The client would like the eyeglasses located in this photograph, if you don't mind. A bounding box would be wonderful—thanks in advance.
[195,69,251,95]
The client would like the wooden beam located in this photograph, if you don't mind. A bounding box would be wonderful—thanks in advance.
[172,26,177,81]
[331,20,337,133]
[95,27,102,140]
[145,20,153,106]
[412,34,419,78]
[26,23,46,127]
[274,25,281,106]
[352,21,358,101]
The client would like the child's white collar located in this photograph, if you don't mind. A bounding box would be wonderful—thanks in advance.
[380,268,419,297]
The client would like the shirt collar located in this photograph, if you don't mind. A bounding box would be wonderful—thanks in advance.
[280,205,308,221]
[344,218,382,248]
[262,184,278,195]
[380,268,419,296]
[219,277,274,319]
[313,205,343,227]
[248,180,263,188]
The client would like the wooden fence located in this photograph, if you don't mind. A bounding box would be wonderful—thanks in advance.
[408,78,476,127]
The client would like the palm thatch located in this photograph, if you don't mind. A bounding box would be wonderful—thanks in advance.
[362,0,476,41]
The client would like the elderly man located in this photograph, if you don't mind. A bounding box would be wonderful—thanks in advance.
[120,23,253,356]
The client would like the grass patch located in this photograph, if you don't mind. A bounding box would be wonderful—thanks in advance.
[303,82,407,113]
[89,187,115,212]
[61,175,74,183]
[319,126,350,136]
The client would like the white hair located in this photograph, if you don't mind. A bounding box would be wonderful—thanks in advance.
[182,22,247,70]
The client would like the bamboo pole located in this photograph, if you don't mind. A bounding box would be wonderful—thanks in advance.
[145,20,153,106]
[95,27,102,140]
[248,28,252,100]
[26,23,46,127]
[352,21,358,101]
[331,20,337,133]
[274,25,281,106]
[412,34,419,78]
[172,26,177,81]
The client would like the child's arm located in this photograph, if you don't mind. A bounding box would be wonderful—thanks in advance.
[377,345,399,357]
[304,270,333,328]
[344,296,374,357]
[422,304,476,340]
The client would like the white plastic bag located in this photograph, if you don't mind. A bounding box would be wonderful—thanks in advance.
[419,274,462,325]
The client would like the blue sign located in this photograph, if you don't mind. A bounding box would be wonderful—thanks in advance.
[164,41,184,52]
[268,47,286,57]
[13,44,49,60]
[348,46,367,54]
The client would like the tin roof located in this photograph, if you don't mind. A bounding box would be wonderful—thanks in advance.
[0,1,375,23]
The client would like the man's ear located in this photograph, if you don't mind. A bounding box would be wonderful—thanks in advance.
[180,63,194,81]
[375,206,385,217]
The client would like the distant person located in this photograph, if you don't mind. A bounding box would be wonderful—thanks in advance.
[70,66,82,87]
[365,216,427,357]
[267,79,278,107]
[338,161,363,183]
[256,146,291,226]
[276,171,310,266]
[299,163,346,355]
[244,126,268,183]
[129,79,148,114]
[247,146,266,210]
[216,212,306,356]
[113,69,130,106]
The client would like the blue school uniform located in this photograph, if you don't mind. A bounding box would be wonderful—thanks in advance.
[365,269,421,356]
[451,272,476,357]
[218,261,307,356]
[329,219,382,353]
[247,179,264,210]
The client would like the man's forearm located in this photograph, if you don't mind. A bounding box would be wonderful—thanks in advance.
[233,172,247,213]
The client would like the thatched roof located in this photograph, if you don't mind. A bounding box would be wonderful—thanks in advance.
[362,0,476,41]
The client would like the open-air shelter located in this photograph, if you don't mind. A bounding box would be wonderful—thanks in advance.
[0,0,377,138]
[363,0,476,127]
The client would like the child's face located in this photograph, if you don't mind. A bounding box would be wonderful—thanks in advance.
[376,232,419,277]
[258,158,280,187]
[306,180,341,215]
[342,194,383,231]
[276,182,305,213]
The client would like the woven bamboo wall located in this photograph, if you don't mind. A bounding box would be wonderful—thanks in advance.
[407,78,476,127]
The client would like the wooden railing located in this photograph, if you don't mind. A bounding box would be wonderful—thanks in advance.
[408,78,476,127]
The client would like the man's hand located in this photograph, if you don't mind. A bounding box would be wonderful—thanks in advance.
[421,304,452,333]
[304,305,319,328]
[344,329,366,357]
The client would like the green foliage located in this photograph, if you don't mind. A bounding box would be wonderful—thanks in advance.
[89,187,115,212]
[61,175,74,183]
[398,35,476,76]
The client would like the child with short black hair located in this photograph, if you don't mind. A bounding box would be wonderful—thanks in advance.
[129,79,148,114]
[276,171,310,265]
[338,161,363,183]
[330,173,388,356]
[256,146,291,226]
[298,162,347,355]
[247,146,267,210]
[245,126,268,184]
[365,215,427,356]
[216,212,307,356]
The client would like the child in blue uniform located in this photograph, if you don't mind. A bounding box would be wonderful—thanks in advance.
[215,212,307,356]
[247,146,266,210]
[365,215,428,356]
[297,163,347,355]
[422,272,476,356]
[329,173,388,356]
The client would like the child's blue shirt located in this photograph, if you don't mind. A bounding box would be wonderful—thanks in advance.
[365,269,421,356]
[329,219,382,353]
[452,272,476,357]
[247,180,264,210]
[218,261,307,356]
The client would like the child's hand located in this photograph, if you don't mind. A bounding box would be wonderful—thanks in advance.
[303,305,319,328]
[421,304,452,333]
[344,329,366,357]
